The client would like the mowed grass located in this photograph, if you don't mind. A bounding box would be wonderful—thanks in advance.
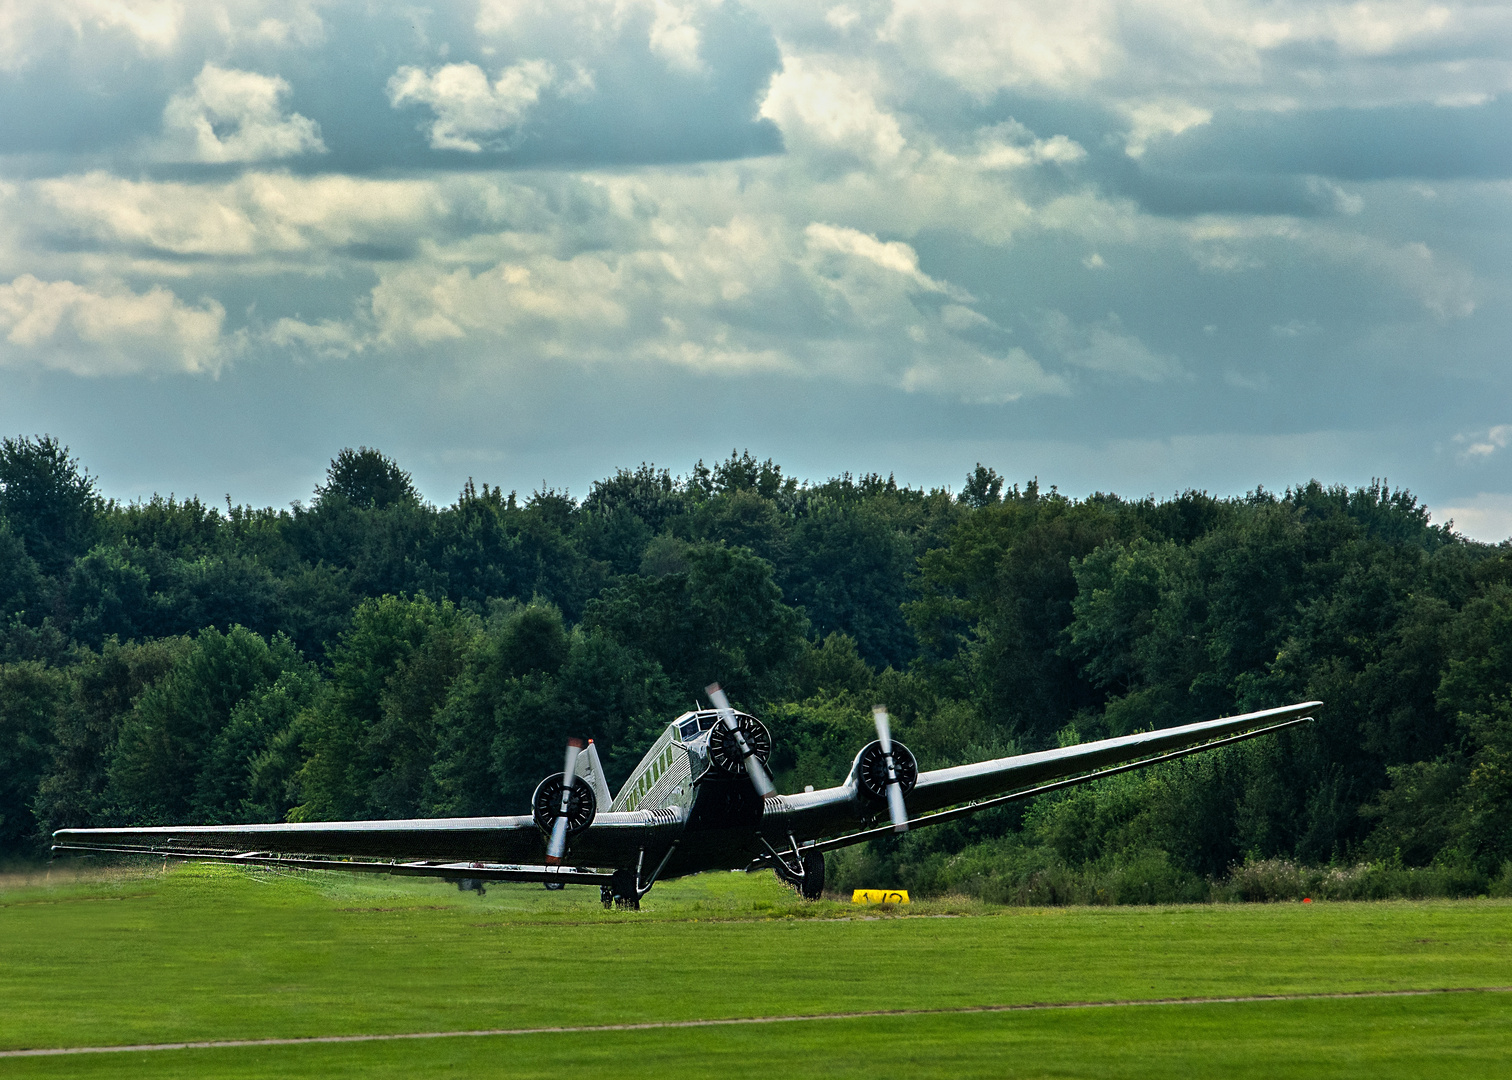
[1,862,1509,1078]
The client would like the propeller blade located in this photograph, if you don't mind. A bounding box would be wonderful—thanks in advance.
[546,815,570,863]
[546,738,585,864]
[706,682,776,797]
[873,705,909,833]
[561,739,583,789]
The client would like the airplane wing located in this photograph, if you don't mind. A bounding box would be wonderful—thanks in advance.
[52,809,683,882]
[763,701,1321,847]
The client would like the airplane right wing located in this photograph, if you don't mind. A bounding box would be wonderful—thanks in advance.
[763,701,1321,847]
[907,700,1321,815]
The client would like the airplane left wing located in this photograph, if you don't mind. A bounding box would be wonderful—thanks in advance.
[53,809,683,881]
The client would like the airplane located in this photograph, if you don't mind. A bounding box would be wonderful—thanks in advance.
[53,686,1321,909]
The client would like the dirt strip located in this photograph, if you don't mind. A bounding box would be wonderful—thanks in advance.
[5,986,1509,1058]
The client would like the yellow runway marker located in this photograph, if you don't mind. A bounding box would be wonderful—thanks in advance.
[851,889,909,904]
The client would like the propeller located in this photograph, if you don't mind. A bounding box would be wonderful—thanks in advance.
[545,737,585,865]
[706,682,776,797]
[872,705,909,833]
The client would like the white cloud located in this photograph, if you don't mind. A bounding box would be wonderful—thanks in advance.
[265,316,365,358]
[388,60,556,152]
[880,0,1117,96]
[899,345,1066,403]
[320,204,1064,402]
[65,0,184,53]
[803,223,948,292]
[1120,101,1212,159]
[975,122,1087,170]
[0,2,328,74]
[1438,492,1512,542]
[162,63,325,163]
[0,274,226,375]
[865,0,1509,111]
[824,5,861,32]
[1455,424,1512,461]
[648,1,705,72]
[36,171,449,257]
[759,55,906,165]
[474,0,718,74]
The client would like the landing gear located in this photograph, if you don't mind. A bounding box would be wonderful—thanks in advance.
[603,843,679,910]
[774,847,826,900]
[608,868,640,910]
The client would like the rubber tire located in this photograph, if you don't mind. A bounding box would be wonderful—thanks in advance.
[777,849,826,900]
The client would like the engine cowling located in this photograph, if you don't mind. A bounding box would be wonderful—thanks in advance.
[531,773,597,835]
[707,712,772,777]
[851,739,918,803]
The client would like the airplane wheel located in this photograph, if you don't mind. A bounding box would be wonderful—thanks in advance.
[776,848,825,900]
[799,849,825,900]
[610,868,639,910]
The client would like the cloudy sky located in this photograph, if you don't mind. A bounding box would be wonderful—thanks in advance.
[1,1,1509,537]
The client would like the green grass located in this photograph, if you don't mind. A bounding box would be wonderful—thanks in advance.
[1,862,1508,1077]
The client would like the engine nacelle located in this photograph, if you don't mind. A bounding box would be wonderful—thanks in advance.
[531,773,597,835]
[850,739,918,803]
[706,712,772,777]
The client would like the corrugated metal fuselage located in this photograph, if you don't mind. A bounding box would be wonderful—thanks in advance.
[598,711,872,878]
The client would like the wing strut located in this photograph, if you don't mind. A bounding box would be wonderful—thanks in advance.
[48,843,614,885]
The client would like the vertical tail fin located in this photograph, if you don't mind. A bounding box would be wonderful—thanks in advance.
[576,740,614,813]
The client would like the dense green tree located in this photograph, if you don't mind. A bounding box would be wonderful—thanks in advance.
[0,436,102,577]
[428,604,678,814]
[31,637,188,838]
[0,662,69,855]
[315,447,420,510]
[66,545,156,648]
[193,666,321,824]
[292,594,473,821]
[585,541,808,701]
[908,484,1127,746]
[106,627,303,824]
[784,502,916,670]
[0,516,42,623]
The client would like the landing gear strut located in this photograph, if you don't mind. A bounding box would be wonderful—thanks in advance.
[602,843,679,910]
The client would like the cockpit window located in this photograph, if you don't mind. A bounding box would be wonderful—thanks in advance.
[678,719,701,740]
[697,713,717,731]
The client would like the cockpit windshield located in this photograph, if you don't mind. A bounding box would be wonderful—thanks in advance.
[677,712,719,741]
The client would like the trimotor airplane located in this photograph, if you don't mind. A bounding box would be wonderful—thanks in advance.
[54,686,1321,908]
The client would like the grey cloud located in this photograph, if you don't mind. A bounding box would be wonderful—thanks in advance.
[1142,97,1512,182]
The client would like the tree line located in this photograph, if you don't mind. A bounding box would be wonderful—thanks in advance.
[1,436,1508,900]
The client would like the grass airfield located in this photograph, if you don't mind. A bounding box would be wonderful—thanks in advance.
[0,863,1507,1078]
